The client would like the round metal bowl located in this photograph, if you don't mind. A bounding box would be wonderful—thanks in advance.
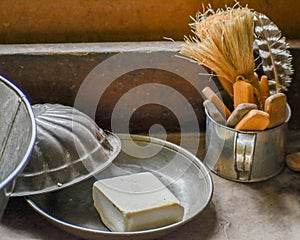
[26,134,213,240]
[0,76,36,218]
[12,104,121,197]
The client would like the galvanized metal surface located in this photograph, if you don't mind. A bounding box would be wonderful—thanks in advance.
[204,107,291,182]
[24,134,213,240]
[0,76,36,218]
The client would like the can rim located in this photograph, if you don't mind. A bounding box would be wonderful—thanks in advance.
[0,76,37,190]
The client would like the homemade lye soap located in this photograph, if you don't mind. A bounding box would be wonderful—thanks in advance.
[92,172,184,232]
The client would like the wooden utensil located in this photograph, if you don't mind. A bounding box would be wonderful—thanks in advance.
[235,109,270,131]
[233,80,255,108]
[203,99,226,124]
[286,152,300,172]
[202,87,231,118]
[264,93,287,128]
[259,75,271,107]
[226,103,257,127]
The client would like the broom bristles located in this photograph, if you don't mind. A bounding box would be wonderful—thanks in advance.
[181,6,259,97]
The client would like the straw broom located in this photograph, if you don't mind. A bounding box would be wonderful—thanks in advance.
[181,6,261,103]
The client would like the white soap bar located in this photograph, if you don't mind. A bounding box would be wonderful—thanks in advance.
[92,172,184,232]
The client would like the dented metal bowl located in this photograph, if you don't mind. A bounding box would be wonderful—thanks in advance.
[0,76,36,218]
[26,134,213,240]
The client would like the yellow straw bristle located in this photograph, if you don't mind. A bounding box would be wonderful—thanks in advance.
[181,6,260,99]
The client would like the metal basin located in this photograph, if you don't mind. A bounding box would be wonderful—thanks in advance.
[0,76,36,218]
[26,134,213,240]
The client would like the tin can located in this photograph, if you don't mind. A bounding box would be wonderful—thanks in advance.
[204,105,291,182]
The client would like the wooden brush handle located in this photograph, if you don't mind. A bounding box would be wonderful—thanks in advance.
[233,81,255,108]
[260,75,271,108]
[264,93,287,128]
[202,87,231,118]
[235,109,270,131]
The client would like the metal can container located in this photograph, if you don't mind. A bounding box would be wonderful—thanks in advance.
[204,106,291,182]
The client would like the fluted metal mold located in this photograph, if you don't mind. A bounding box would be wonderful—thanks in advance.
[12,104,121,196]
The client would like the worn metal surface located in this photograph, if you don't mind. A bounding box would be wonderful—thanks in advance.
[1,133,299,240]
[0,76,36,218]
[12,104,121,197]
[205,107,290,182]
[24,134,213,240]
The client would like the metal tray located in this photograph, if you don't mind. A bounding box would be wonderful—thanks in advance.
[26,134,213,240]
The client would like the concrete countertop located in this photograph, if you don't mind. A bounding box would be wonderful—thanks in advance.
[1,133,299,240]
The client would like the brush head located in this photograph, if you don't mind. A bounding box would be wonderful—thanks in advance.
[181,6,257,98]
